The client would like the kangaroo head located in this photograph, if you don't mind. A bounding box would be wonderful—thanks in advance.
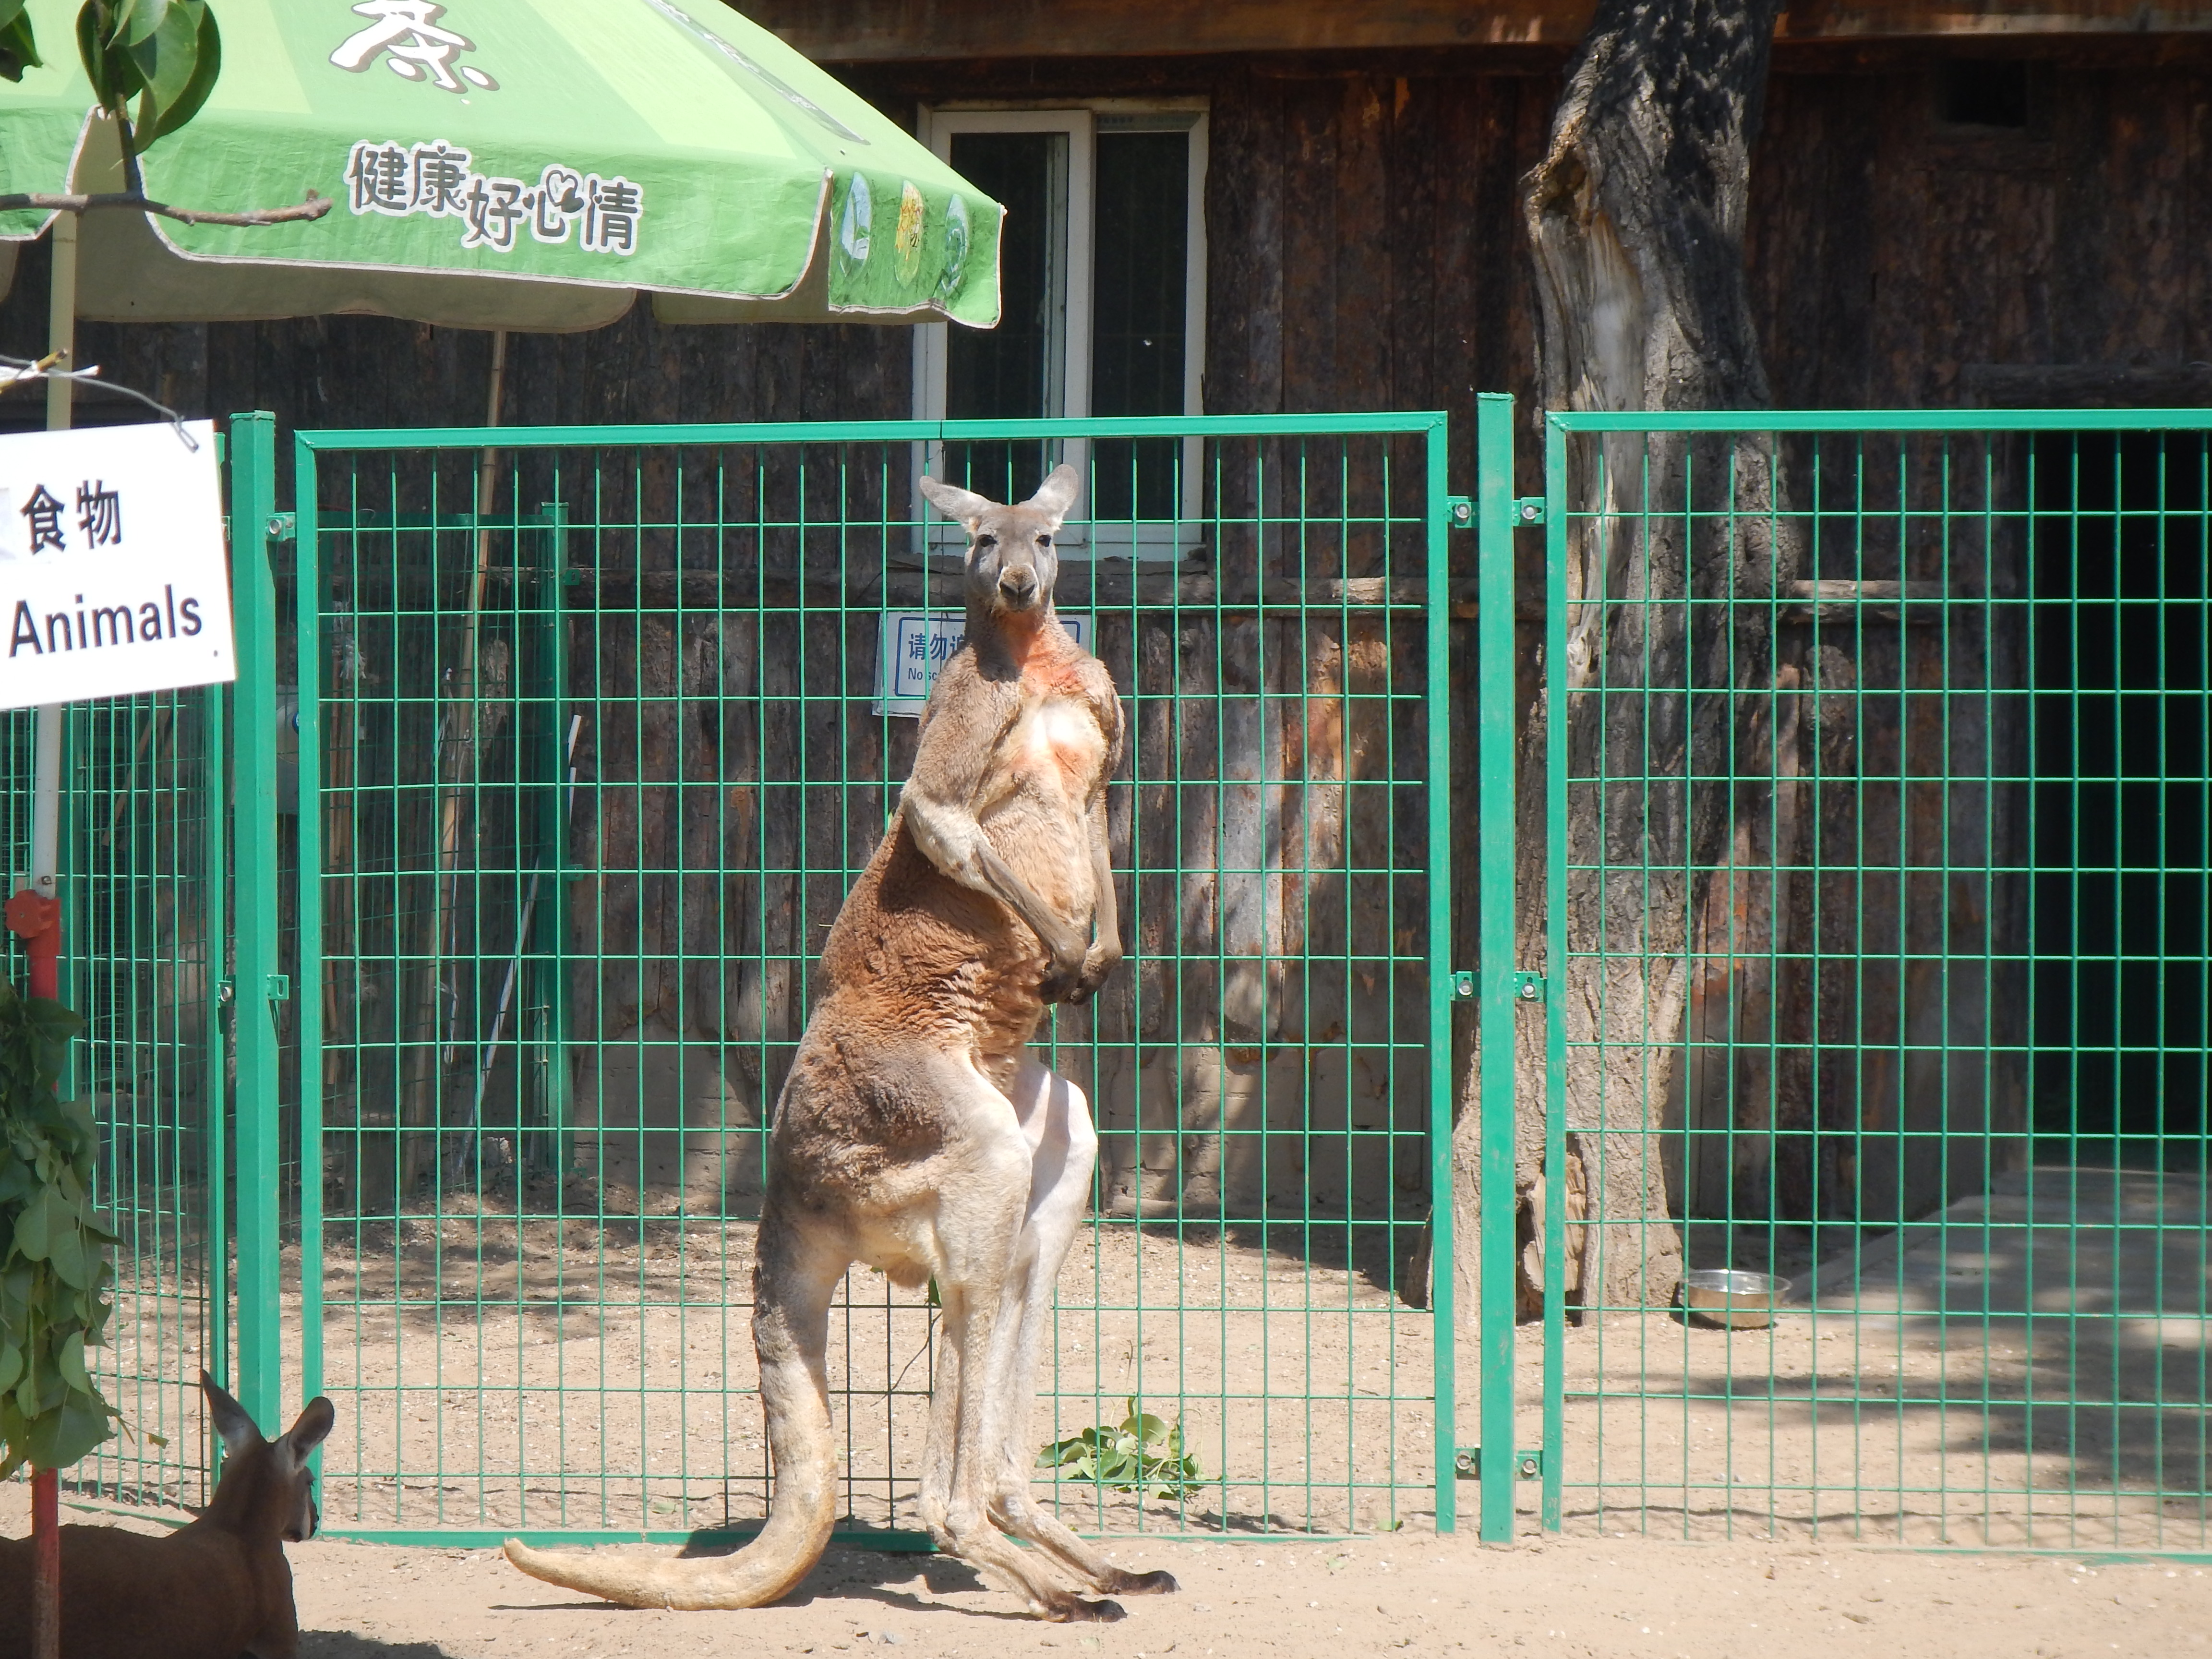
[202,1371,336,1544]
[918,464,1082,620]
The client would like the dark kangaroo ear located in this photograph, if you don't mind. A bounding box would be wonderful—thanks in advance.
[918,475,993,528]
[1022,463,1082,529]
[284,1396,335,1459]
[200,1371,262,1459]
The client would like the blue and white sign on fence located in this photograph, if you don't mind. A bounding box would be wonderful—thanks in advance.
[873,608,1093,717]
[0,421,236,711]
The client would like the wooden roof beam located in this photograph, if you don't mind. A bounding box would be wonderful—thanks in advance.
[747,0,2212,62]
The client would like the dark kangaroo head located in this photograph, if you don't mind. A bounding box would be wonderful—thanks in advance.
[919,465,1082,621]
[201,1371,336,1544]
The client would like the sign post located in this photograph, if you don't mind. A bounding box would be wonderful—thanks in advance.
[13,210,75,1659]
[0,411,236,1659]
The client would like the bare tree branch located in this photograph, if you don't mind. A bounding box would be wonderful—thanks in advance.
[0,189,329,227]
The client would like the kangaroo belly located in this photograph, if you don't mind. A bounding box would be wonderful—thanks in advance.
[980,793,1094,920]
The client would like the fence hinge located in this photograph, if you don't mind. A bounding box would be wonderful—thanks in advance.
[1511,496,1546,526]
[216,977,234,1007]
[1449,970,1475,1001]
[1455,1447,1544,1481]
[1444,495,1474,529]
[266,973,291,1003]
[1513,971,1545,1003]
[266,512,297,543]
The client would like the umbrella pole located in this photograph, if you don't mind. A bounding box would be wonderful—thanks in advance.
[10,209,77,1659]
[404,330,507,1193]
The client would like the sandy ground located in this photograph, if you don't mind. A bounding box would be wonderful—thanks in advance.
[9,1477,2208,1659]
[84,1179,2207,1553]
[280,1531,2212,1659]
[45,1170,2212,1657]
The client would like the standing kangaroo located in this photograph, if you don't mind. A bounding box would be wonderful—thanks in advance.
[505,465,1177,1620]
[0,1373,334,1659]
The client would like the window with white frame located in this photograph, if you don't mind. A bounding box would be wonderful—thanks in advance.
[914,104,1208,558]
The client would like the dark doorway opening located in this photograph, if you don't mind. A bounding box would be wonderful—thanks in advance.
[2028,432,2209,1170]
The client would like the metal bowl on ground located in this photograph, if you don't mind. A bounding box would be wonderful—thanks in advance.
[1682,1269,1790,1329]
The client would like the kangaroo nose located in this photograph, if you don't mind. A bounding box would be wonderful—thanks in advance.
[998,567,1038,606]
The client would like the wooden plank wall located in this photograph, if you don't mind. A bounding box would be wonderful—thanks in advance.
[1749,58,2212,404]
[5,44,2206,1245]
[5,54,2209,446]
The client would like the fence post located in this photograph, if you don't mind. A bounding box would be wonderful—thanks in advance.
[1474,392,1521,1543]
[1426,412,1458,1535]
[530,505,573,1178]
[228,412,284,1431]
[1538,415,1569,1533]
[202,621,231,1413]
[294,434,324,1415]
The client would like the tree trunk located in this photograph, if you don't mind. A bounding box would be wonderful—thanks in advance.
[1452,0,1796,1322]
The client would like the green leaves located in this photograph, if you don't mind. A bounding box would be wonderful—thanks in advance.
[0,0,42,84]
[1037,1398,1209,1503]
[1,3,223,142]
[0,981,118,1479]
[76,0,223,150]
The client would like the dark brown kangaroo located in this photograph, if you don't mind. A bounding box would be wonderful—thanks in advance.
[0,1374,334,1659]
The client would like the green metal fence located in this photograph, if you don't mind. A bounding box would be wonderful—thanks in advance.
[0,435,237,1516]
[278,412,1460,1545]
[62,684,228,1513]
[1477,403,2210,1552]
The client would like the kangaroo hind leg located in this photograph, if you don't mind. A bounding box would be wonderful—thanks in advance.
[988,1058,1179,1599]
[923,1050,1124,1622]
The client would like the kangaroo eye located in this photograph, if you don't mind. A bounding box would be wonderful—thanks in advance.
[974,533,997,551]
[1037,534,1052,548]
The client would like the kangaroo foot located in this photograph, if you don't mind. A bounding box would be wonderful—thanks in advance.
[1048,1595,1129,1623]
[1105,1569,1180,1596]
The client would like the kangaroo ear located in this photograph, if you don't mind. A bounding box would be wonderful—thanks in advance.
[200,1371,262,1459]
[918,475,994,529]
[1022,463,1082,529]
[284,1397,335,1459]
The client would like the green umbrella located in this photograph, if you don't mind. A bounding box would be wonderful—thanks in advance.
[0,0,1001,330]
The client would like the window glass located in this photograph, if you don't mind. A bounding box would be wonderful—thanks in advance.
[1090,131,1190,523]
[944,131,1066,505]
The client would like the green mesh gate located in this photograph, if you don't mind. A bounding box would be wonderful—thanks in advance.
[0,416,265,1518]
[1,687,228,1514]
[1473,402,2210,1553]
[285,413,1460,1545]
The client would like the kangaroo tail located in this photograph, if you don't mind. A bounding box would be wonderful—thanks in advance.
[504,1215,841,1610]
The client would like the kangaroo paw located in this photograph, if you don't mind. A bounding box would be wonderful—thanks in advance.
[1050,1595,1129,1623]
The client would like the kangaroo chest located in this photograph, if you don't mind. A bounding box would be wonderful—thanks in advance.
[997,683,1107,808]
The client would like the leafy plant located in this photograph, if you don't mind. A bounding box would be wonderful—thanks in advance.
[77,0,221,155]
[0,1,222,160]
[1038,1398,1208,1503]
[0,983,119,1477]
[0,1,42,84]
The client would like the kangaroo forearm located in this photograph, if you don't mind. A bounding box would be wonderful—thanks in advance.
[906,789,1084,964]
[1085,805,1119,962]
[901,789,999,898]
[974,841,1086,963]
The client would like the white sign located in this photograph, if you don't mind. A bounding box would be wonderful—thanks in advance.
[873,609,1092,718]
[0,421,236,711]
